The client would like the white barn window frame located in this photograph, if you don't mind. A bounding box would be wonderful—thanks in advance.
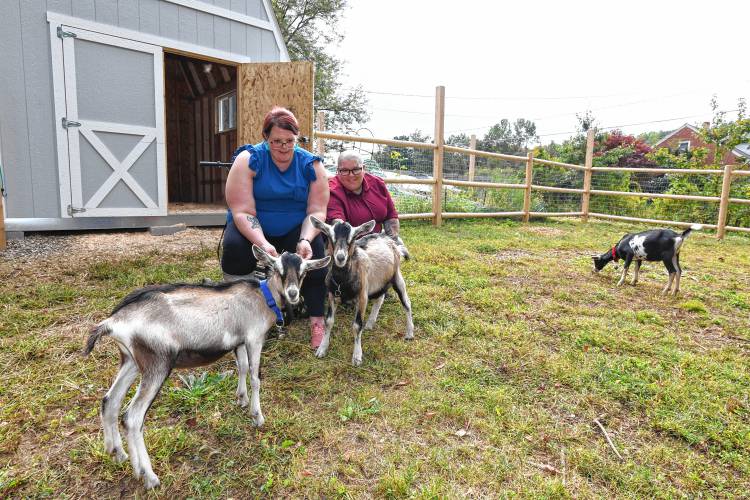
[216,91,237,133]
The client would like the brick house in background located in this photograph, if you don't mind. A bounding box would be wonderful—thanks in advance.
[653,123,750,166]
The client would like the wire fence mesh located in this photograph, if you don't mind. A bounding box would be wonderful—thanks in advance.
[318,137,750,233]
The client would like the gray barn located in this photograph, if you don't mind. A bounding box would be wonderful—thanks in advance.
[0,0,295,236]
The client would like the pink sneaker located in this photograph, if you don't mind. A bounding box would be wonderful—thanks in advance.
[310,318,325,349]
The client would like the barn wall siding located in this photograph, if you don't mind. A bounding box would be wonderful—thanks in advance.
[0,0,282,219]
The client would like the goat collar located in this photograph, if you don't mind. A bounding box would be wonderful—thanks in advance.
[611,246,619,262]
[259,280,285,327]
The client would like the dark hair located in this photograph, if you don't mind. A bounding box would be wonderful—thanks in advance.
[262,106,299,138]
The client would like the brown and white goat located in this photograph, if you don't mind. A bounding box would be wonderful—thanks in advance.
[84,247,329,489]
[310,216,414,366]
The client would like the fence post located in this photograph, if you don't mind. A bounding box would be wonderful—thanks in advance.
[468,134,476,182]
[432,85,445,226]
[523,152,533,222]
[316,111,325,158]
[581,128,595,222]
[716,164,733,240]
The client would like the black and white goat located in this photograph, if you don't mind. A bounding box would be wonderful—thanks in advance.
[84,247,329,489]
[592,224,702,295]
[310,216,414,366]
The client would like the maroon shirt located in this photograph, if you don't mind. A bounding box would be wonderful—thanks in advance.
[327,173,398,233]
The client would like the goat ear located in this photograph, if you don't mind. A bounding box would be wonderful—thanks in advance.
[252,244,275,265]
[309,215,329,232]
[302,255,331,273]
[354,219,376,238]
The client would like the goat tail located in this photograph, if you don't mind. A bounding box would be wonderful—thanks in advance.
[84,322,112,355]
[681,224,703,238]
[395,236,410,261]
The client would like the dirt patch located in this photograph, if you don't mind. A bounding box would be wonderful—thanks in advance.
[524,226,565,237]
[0,227,223,269]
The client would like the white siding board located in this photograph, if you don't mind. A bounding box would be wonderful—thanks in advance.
[94,0,118,25]
[196,11,213,47]
[158,1,179,40]
[246,25,261,61]
[138,0,160,35]
[214,0,230,10]
[230,20,245,55]
[213,16,230,51]
[248,0,265,19]
[260,29,277,61]
[21,0,59,217]
[178,6,197,44]
[72,0,95,18]
[46,0,73,15]
[0,0,33,217]
[230,0,245,15]
[117,0,139,30]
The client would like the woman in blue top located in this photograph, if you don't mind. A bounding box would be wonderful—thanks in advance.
[222,106,330,348]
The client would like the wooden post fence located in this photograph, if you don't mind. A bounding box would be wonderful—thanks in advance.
[432,86,445,226]
[468,134,477,182]
[716,164,734,239]
[581,128,595,222]
[316,111,325,158]
[523,152,533,222]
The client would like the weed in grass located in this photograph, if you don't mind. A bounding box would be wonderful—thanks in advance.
[680,299,708,314]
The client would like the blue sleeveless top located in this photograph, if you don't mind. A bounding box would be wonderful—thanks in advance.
[228,142,322,237]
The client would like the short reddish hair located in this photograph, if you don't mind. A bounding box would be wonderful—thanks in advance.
[262,106,299,138]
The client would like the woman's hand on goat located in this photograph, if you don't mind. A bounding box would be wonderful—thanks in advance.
[260,242,279,258]
[296,239,312,259]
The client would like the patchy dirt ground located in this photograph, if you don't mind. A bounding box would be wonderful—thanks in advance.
[0,227,224,270]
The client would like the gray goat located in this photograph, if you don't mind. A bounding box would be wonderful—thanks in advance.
[310,216,414,366]
[84,247,329,489]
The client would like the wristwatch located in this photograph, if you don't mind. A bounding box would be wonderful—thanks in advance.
[297,238,311,244]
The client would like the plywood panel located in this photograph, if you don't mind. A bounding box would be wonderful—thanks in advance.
[158,1,179,40]
[196,11,213,47]
[237,61,313,150]
[47,0,73,15]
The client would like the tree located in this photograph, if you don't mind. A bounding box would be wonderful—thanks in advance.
[271,0,368,133]
[700,96,750,166]
[478,118,538,155]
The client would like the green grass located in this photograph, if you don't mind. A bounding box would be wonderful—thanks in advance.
[1,219,749,497]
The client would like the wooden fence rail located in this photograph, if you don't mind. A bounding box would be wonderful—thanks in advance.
[314,88,748,240]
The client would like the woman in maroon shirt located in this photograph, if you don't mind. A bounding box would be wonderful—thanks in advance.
[326,151,403,241]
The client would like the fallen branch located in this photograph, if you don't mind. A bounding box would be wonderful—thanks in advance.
[593,417,623,461]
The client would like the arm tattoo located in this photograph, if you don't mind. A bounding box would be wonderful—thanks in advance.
[246,215,261,230]
[383,218,399,239]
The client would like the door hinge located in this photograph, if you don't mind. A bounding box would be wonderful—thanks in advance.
[62,117,81,129]
[67,205,87,216]
[57,26,77,39]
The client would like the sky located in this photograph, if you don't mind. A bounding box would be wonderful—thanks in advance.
[328,0,749,145]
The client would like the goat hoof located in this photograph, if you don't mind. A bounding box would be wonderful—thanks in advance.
[236,395,249,408]
[364,322,375,330]
[351,356,362,367]
[112,448,128,463]
[143,473,161,490]
[252,413,265,428]
[314,346,328,358]
[404,333,414,341]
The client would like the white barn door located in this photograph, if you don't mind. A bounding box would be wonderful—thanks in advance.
[51,25,166,217]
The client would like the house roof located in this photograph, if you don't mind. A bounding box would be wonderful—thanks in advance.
[652,123,701,148]
[653,122,749,160]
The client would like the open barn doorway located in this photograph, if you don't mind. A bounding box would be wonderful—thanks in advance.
[164,52,237,214]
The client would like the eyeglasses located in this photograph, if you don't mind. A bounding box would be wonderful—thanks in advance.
[268,138,297,149]
[337,167,363,176]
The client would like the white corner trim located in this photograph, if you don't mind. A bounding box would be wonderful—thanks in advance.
[163,0,274,31]
[261,0,291,62]
[49,22,73,218]
[46,11,253,64]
